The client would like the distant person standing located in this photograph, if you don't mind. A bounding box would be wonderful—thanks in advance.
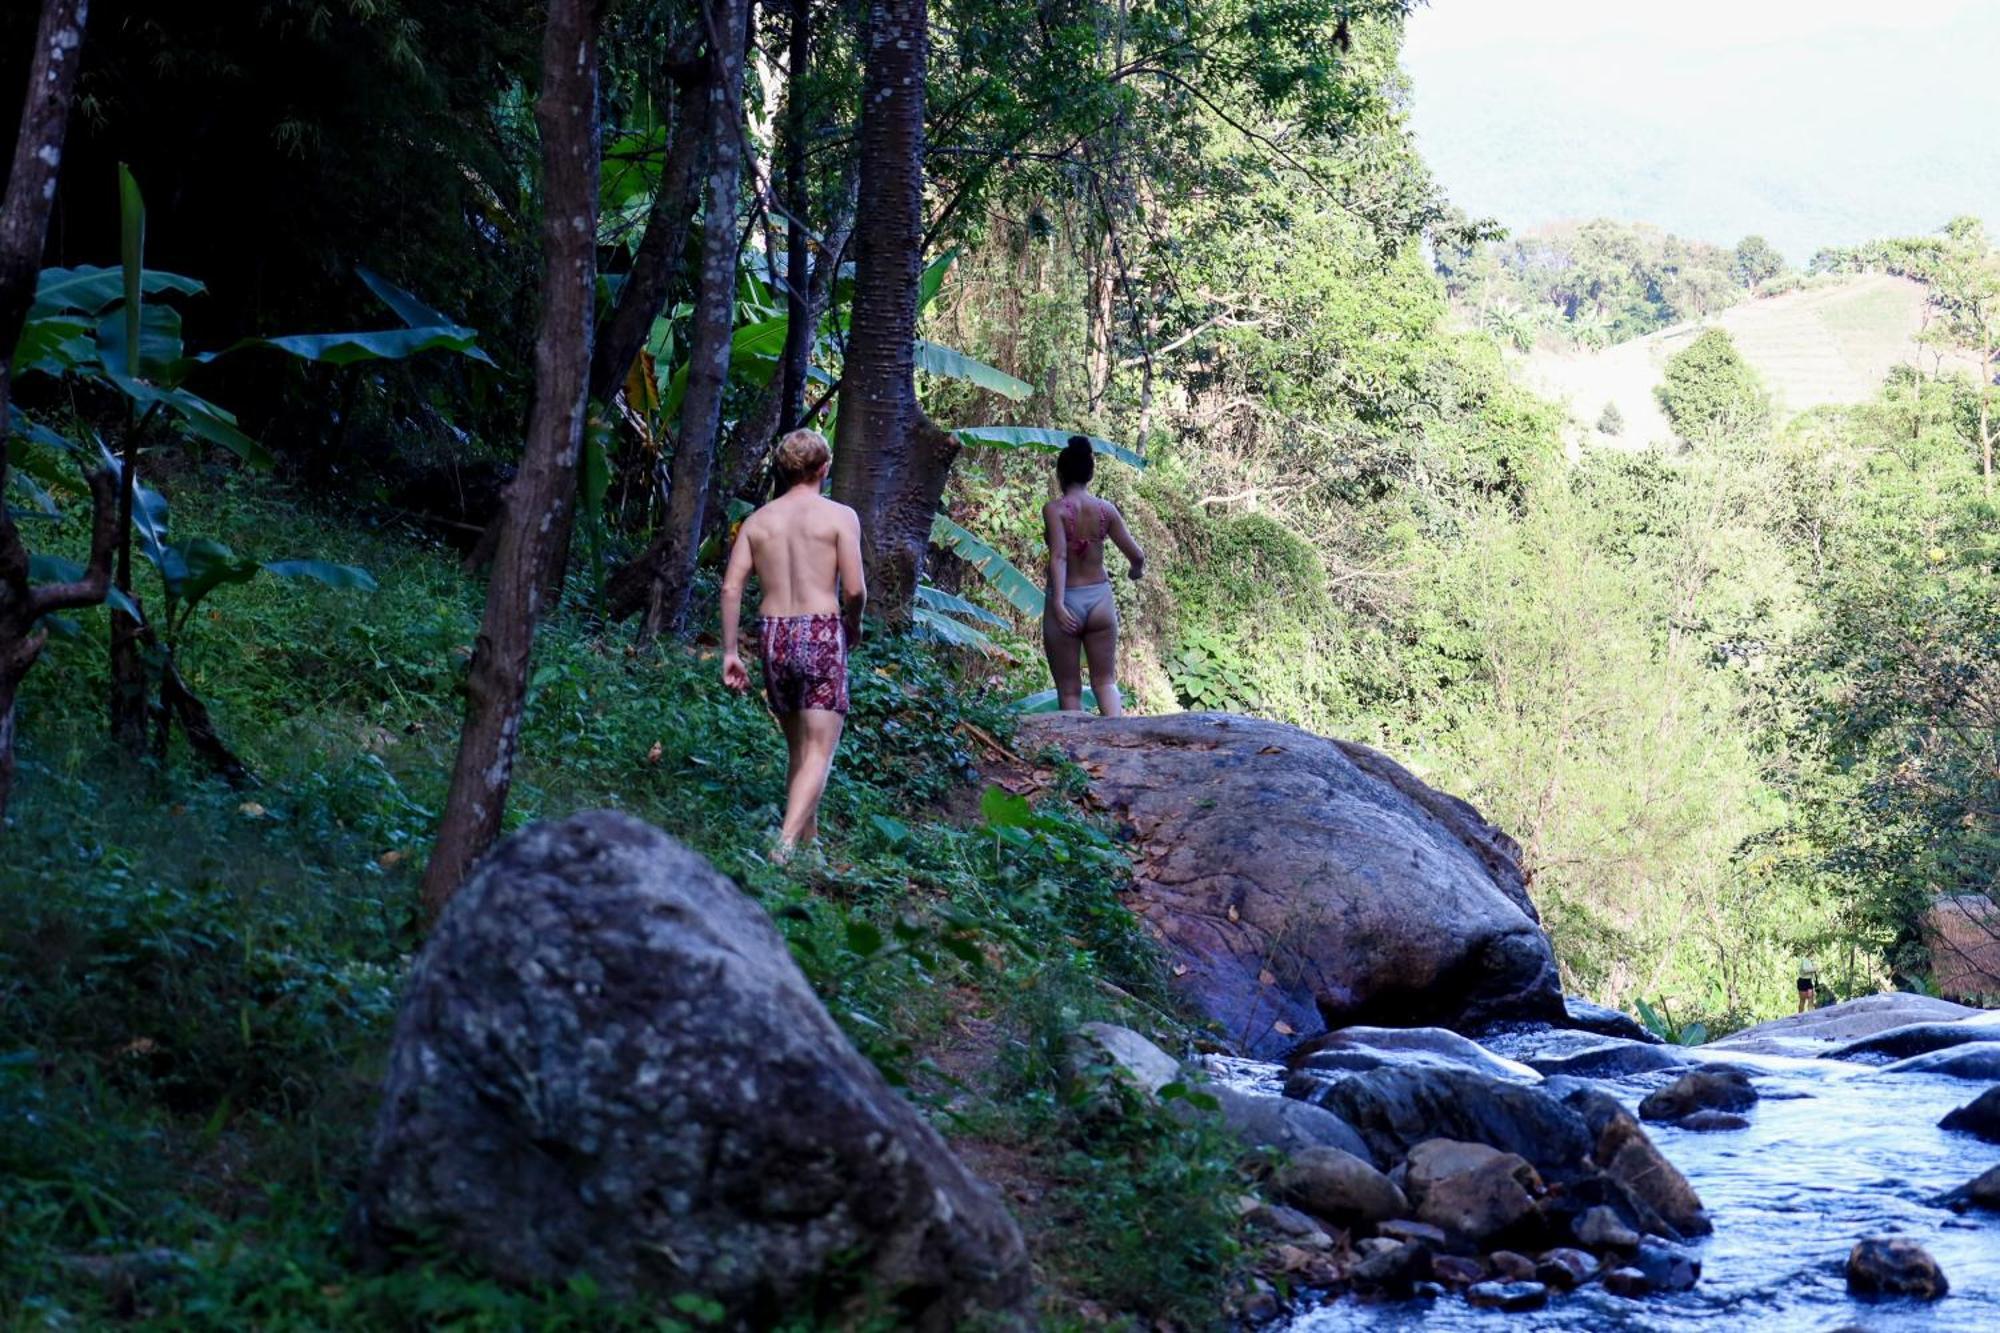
[719,430,866,858]
[1795,957,1819,1014]
[1042,436,1144,715]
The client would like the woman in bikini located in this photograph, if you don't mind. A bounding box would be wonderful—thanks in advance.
[1043,436,1145,715]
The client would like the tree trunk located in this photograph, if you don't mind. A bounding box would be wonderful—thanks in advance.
[639,0,750,642]
[778,0,813,432]
[421,0,600,915]
[467,60,710,587]
[0,0,99,824]
[600,204,852,624]
[832,0,954,620]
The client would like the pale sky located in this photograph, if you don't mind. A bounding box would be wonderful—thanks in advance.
[1401,1,2000,258]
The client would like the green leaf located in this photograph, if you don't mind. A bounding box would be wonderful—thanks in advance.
[176,538,260,612]
[910,604,1000,654]
[118,164,145,380]
[94,303,185,379]
[917,248,959,313]
[659,315,791,423]
[241,326,492,368]
[260,559,378,592]
[11,314,93,376]
[31,265,202,318]
[869,814,909,845]
[979,785,1036,829]
[912,339,1031,400]
[953,424,1146,469]
[929,513,1043,617]
[356,266,459,331]
[845,919,884,957]
[913,583,1008,627]
[107,375,273,469]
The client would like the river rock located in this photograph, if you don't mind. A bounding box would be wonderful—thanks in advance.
[1824,1016,2000,1064]
[1300,1067,1593,1179]
[1378,1218,1450,1247]
[1872,1042,2000,1080]
[1846,1237,1949,1299]
[352,813,1029,1328]
[1562,997,1663,1043]
[1632,1239,1701,1292]
[1244,1201,1331,1245]
[1067,1021,1181,1100]
[1705,994,1983,1057]
[1431,1254,1486,1286]
[1535,1247,1596,1290]
[1290,1026,1542,1083]
[1272,1146,1409,1225]
[1465,1280,1549,1311]
[1638,1068,1757,1122]
[1210,1085,1375,1164]
[1602,1266,1651,1297]
[1529,1040,1693,1079]
[1485,1250,1536,1280]
[1674,1110,1750,1132]
[1351,1239,1433,1293]
[1591,1106,1713,1238]
[1937,1163,2000,1212]
[1939,1085,2000,1142]
[1404,1139,1543,1242]
[1573,1205,1639,1250]
[1020,713,1562,1056]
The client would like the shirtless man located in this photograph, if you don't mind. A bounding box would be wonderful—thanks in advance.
[720,429,866,856]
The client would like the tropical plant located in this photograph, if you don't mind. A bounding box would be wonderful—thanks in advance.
[1168,633,1260,714]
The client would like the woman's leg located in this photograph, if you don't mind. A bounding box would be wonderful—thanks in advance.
[1082,598,1122,717]
[1044,612,1085,710]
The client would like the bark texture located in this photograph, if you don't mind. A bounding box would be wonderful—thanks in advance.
[358,812,1033,1328]
[831,0,958,620]
[0,0,100,822]
[640,0,750,640]
[421,0,599,914]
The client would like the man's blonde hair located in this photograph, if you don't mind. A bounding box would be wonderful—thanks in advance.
[772,428,832,489]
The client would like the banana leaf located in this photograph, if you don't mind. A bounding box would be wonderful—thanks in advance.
[913,583,1008,627]
[930,513,1042,617]
[913,339,1031,401]
[953,425,1146,469]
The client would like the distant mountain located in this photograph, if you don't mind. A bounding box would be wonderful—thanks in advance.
[1522,274,1974,449]
[1404,7,2000,261]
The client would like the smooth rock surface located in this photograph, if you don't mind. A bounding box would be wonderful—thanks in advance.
[1273,1146,1409,1226]
[353,813,1028,1328]
[1561,997,1662,1044]
[1211,1085,1375,1164]
[1939,1085,2000,1142]
[1068,1020,1182,1098]
[1846,1237,1949,1299]
[1638,1068,1758,1122]
[1704,994,1983,1057]
[1464,1280,1548,1311]
[1823,1015,2000,1064]
[1020,712,1562,1056]
[1675,1110,1750,1132]
[1529,1040,1693,1079]
[1938,1163,2000,1212]
[1300,1067,1594,1179]
[1872,1042,2000,1080]
[1290,1026,1542,1084]
[1404,1139,1542,1241]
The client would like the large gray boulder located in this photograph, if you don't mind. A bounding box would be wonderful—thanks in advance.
[1703,993,1984,1058]
[353,813,1030,1329]
[1021,713,1562,1057]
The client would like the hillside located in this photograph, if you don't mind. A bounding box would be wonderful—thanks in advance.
[1522,274,1976,448]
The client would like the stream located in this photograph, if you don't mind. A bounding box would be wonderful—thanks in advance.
[1213,1031,2000,1331]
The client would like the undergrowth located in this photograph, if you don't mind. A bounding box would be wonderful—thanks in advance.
[0,476,1249,1329]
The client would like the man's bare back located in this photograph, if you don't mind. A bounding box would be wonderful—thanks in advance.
[734,488,864,620]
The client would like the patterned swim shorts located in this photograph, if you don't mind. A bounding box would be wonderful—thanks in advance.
[759,613,849,715]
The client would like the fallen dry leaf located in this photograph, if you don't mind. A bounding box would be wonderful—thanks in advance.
[1258,968,1277,987]
[1172,962,1190,976]
[237,802,266,819]
[1272,1019,1296,1036]
[645,741,663,764]
[378,849,406,869]
[1258,744,1287,755]
[1227,903,1240,922]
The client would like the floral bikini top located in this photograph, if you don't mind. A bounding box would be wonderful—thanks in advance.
[1056,495,1106,558]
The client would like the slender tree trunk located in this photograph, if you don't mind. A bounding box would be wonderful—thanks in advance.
[832,0,955,620]
[778,0,813,431]
[421,0,600,915]
[0,0,104,823]
[640,0,751,641]
[108,415,146,752]
[1983,344,1995,498]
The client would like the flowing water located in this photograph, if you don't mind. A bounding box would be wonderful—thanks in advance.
[1220,1037,2000,1332]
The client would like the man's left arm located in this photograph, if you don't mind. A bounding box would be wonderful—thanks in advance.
[719,523,755,692]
